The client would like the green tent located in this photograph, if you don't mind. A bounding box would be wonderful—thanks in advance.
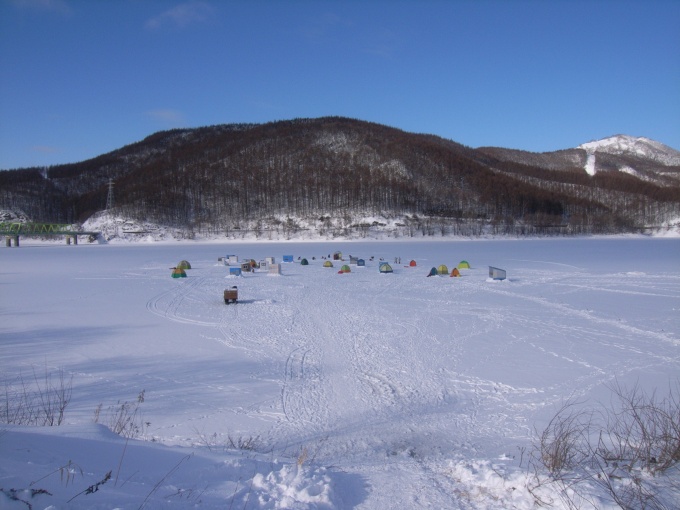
[171,267,187,278]
[323,260,334,268]
[300,258,309,265]
[340,264,351,273]
[177,260,191,270]
[379,262,393,273]
[458,260,471,269]
[437,264,449,275]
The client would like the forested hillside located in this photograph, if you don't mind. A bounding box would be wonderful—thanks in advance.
[1,117,679,238]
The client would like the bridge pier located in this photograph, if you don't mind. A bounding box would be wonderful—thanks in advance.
[66,235,78,245]
[5,236,19,247]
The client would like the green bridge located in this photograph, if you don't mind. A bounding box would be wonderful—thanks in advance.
[0,222,101,247]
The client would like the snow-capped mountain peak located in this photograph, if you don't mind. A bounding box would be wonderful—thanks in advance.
[578,135,680,166]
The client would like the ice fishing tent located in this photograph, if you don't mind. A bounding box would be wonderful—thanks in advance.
[458,260,471,269]
[171,267,187,278]
[339,264,351,273]
[229,267,242,276]
[283,255,294,263]
[427,267,438,277]
[177,260,191,270]
[269,264,281,275]
[379,262,393,273]
[489,266,507,280]
[300,258,309,265]
[240,262,252,272]
[349,256,358,265]
[437,264,449,275]
[323,260,334,268]
[357,259,365,267]
[450,268,461,277]
[409,260,417,267]
[333,251,342,260]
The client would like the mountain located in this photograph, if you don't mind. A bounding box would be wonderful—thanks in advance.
[579,135,680,166]
[1,117,679,239]
[478,135,680,185]
[577,135,680,180]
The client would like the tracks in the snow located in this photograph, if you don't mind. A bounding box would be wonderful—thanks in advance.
[146,274,218,327]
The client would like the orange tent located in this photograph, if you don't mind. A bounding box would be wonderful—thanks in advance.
[409,260,417,267]
[450,268,461,277]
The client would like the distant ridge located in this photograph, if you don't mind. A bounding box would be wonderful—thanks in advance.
[1,117,678,239]
[578,135,680,167]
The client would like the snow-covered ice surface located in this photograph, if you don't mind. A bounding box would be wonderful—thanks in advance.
[1,238,679,509]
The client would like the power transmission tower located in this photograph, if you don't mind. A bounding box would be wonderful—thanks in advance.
[106,178,114,210]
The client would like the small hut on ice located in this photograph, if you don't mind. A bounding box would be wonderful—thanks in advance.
[489,266,507,280]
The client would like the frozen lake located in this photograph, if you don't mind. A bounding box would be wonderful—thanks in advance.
[1,237,679,509]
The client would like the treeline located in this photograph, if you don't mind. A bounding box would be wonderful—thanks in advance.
[1,117,678,235]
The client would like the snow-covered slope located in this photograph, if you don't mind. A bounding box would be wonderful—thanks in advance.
[573,135,680,181]
[479,134,680,186]
[579,135,680,166]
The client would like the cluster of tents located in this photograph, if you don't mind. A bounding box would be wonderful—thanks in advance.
[171,255,479,279]
[169,256,499,284]
[171,260,191,278]
[319,259,388,273]
[339,262,391,274]
[317,257,367,268]
[427,260,470,277]
[313,257,472,276]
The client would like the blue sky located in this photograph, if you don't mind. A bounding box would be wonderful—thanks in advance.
[1,0,679,170]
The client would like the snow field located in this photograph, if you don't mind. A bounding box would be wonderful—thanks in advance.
[1,238,678,508]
